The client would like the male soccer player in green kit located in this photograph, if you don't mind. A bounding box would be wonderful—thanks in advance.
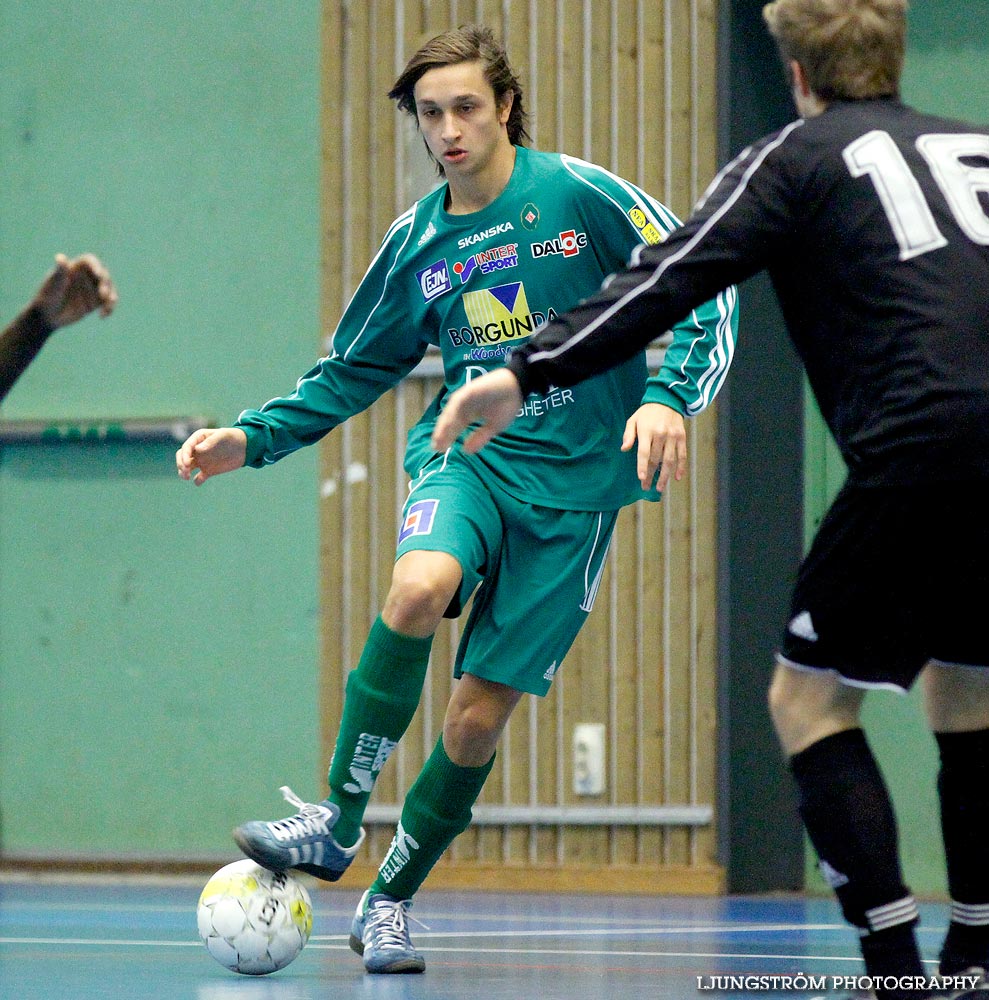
[177,25,736,974]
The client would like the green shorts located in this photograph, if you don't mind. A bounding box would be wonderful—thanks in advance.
[396,448,618,696]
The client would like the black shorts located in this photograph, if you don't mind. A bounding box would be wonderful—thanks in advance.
[779,481,989,690]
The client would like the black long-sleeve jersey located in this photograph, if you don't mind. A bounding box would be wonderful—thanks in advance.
[507,99,989,486]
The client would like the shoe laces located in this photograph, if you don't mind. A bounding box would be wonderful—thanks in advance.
[366,897,430,951]
[267,785,332,842]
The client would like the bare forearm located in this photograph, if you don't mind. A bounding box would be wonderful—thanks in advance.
[0,306,55,404]
[0,254,118,405]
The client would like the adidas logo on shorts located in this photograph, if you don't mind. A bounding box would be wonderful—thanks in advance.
[788,610,819,642]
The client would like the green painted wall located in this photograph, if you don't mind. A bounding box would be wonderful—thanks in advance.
[0,3,322,858]
[803,4,989,897]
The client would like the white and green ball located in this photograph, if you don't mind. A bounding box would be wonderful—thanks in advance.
[197,859,313,975]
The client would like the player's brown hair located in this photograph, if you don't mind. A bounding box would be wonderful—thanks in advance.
[762,0,907,102]
[389,25,530,173]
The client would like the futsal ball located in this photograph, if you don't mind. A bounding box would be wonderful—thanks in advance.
[197,859,313,975]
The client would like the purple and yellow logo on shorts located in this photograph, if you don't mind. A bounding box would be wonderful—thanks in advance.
[399,499,439,543]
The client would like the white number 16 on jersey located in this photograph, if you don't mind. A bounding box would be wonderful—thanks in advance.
[843,130,989,260]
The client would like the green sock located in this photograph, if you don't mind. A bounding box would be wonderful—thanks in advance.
[369,735,495,901]
[327,616,433,847]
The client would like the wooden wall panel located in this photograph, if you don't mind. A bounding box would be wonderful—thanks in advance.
[320,0,723,894]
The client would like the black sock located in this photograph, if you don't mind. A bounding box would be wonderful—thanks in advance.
[860,926,932,999]
[936,728,989,975]
[790,729,924,993]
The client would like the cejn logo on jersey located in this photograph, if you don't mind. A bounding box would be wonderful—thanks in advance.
[416,260,452,302]
[530,229,588,258]
[453,242,520,284]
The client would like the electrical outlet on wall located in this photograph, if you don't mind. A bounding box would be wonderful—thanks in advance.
[573,722,606,796]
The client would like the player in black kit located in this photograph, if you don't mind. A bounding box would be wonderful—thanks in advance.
[433,2,989,998]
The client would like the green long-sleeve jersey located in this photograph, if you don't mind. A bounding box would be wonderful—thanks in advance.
[236,145,737,511]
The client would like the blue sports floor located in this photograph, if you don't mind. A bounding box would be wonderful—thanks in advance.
[0,872,956,999]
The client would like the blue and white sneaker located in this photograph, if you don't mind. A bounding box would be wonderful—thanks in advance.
[232,785,365,882]
[349,889,426,974]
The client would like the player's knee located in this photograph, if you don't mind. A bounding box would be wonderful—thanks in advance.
[443,702,502,766]
[382,575,452,635]
[770,668,865,756]
[768,669,798,735]
[382,553,461,635]
[768,670,826,756]
[923,663,989,731]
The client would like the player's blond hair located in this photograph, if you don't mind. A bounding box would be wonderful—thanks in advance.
[762,0,907,101]
[389,25,530,174]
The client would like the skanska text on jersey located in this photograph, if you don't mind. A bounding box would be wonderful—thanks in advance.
[457,222,515,249]
[447,307,559,346]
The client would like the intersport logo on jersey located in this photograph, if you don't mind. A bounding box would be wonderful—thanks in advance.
[453,242,520,284]
[530,229,587,258]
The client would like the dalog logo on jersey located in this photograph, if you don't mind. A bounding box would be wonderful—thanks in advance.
[449,281,538,346]
[531,229,587,258]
